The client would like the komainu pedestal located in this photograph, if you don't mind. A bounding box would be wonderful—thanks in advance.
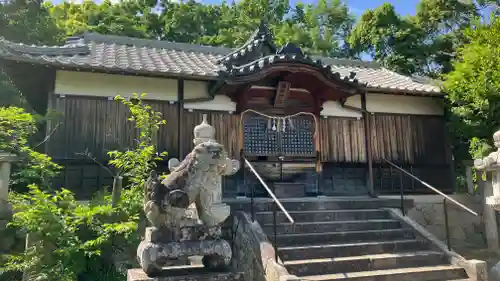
[137,115,240,277]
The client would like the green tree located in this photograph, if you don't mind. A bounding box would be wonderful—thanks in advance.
[45,0,157,39]
[159,0,223,43]
[0,0,62,107]
[348,0,482,76]
[0,0,62,44]
[275,0,355,57]
[348,3,426,74]
[443,16,500,159]
[42,0,356,57]
[0,107,61,191]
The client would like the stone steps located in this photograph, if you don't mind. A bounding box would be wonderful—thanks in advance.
[274,228,416,246]
[278,239,429,260]
[255,209,391,224]
[127,265,244,281]
[248,199,472,281]
[285,251,448,276]
[274,182,306,198]
[263,219,401,234]
[225,197,410,213]
[298,265,468,281]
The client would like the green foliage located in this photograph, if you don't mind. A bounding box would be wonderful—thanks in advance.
[39,0,356,57]
[273,0,355,57]
[348,3,426,74]
[0,0,62,45]
[1,94,167,281]
[107,93,167,215]
[0,72,26,107]
[348,0,482,77]
[0,106,61,190]
[444,16,500,159]
[2,185,136,281]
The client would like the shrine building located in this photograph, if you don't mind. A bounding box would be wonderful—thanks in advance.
[0,24,449,199]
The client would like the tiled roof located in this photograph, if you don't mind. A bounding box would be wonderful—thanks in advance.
[0,32,441,95]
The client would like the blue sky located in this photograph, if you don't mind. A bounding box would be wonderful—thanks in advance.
[344,0,420,17]
[198,0,422,16]
[206,0,421,17]
[58,0,422,17]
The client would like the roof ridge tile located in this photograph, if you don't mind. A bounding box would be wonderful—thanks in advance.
[83,32,231,55]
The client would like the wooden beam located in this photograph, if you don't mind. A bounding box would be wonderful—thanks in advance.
[314,97,323,196]
[274,81,291,107]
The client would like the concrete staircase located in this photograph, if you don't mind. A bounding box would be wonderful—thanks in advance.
[253,199,471,281]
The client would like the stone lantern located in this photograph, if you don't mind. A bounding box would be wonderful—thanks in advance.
[474,130,500,211]
[193,114,216,145]
[0,152,17,253]
[0,152,17,218]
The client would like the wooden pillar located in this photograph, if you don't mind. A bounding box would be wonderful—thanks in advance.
[237,111,246,197]
[177,79,184,158]
[361,92,375,196]
[444,122,456,193]
[44,92,55,154]
[315,104,322,196]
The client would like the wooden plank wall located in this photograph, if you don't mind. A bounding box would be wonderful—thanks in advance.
[43,95,450,197]
[320,114,448,165]
[47,96,178,160]
[370,114,447,165]
[181,110,241,159]
[46,95,447,167]
[319,117,366,163]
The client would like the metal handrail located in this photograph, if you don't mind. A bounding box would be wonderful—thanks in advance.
[383,158,478,216]
[243,157,295,224]
[382,158,477,251]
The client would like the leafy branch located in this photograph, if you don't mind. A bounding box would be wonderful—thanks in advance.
[1,93,169,281]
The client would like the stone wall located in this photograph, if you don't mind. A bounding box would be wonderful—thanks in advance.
[382,195,486,250]
[232,212,298,281]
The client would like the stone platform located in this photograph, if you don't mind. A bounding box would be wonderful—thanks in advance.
[127,265,244,281]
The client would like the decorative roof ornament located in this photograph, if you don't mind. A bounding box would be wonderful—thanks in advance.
[212,24,364,92]
[218,20,277,67]
[277,42,304,57]
[193,114,216,145]
[252,20,274,42]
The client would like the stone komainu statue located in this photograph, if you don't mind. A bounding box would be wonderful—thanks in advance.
[138,114,240,277]
[144,141,238,228]
[475,130,500,171]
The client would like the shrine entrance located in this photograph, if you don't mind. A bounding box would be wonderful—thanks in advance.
[239,109,319,198]
[209,24,365,198]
